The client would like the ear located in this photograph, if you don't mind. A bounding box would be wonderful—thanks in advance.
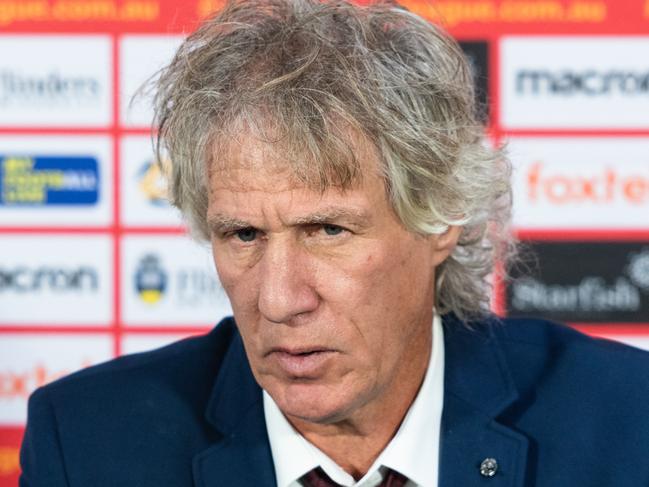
[430,225,461,267]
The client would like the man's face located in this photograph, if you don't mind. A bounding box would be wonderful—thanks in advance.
[207,138,456,425]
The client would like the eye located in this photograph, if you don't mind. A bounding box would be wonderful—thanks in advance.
[322,224,344,236]
[235,228,257,242]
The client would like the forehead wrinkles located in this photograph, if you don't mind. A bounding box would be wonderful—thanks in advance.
[209,138,296,193]
[206,115,385,193]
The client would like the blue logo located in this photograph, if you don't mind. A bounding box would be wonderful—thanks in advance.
[0,155,99,206]
[135,254,168,305]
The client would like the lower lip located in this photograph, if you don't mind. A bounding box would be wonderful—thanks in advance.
[271,350,335,378]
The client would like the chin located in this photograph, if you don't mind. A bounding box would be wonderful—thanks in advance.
[270,381,355,424]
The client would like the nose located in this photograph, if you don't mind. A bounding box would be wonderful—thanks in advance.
[257,237,319,324]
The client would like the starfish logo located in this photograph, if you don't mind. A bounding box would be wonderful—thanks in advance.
[627,248,649,292]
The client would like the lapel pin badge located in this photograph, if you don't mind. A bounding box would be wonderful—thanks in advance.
[480,458,498,477]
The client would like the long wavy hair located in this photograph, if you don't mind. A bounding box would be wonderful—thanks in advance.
[152,0,514,321]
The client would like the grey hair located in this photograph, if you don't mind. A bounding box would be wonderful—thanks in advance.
[153,0,514,322]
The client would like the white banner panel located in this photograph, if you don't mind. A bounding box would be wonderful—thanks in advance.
[119,35,184,127]
[0,235,113,325]
[119,135,182,227]
[593,334,649,353]
[0,334,112,424]
[501,37,649,129]
[121,235,232,326]
[0,36,112,127]
[121,332,202,355]
[0,135,112,226]
[510,137,649,229]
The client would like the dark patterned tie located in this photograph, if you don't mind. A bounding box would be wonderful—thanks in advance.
[302,466,409,487]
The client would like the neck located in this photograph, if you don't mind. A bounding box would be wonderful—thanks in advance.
[287,332,432,480]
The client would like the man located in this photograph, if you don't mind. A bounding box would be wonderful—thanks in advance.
[20,1,649,486]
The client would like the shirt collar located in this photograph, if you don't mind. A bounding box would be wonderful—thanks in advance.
[264,314,445,487]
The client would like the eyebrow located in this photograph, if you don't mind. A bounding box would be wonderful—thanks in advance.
[207,215,252,234]
[292,207,371,227]
[207,206,371,234]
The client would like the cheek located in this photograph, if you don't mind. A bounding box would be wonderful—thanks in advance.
[312,253,381,312]
[212,244,260,316]
[214,257,264,354]
[320,242,434,351]
[320,241,430,311]
[212,244,234,293]
[310,253,403,355]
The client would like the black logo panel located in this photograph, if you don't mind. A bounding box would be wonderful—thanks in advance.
[506,242,649,324]
[459,41,489,123]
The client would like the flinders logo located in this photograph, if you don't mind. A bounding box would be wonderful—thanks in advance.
[134,254,167,305]
[0,69,100,106]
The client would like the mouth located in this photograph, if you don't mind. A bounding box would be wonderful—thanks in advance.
[270,346,329,355]
[268,347,336,378]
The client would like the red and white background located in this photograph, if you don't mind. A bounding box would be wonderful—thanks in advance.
[0,0,648,484]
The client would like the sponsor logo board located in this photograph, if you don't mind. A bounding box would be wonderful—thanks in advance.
[0,426,23,486]
[510,138,649,229]
[119,35,184,127]
[0,334,112,424]
[1,155,99,205]
[121,332,202,355]
[0,135,112,226]
[501,37,649,128]
[0,36,111,127]
[507,242,649,324]
[121,235,231,326]
[120,136,182,227]
[0,235,112,325]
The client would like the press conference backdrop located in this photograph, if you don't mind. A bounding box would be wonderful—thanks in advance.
[1,0,649,484]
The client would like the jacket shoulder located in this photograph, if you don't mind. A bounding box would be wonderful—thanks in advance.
[21,318,238,487]
[492,316,649,378]
[491,317,649,469]
[35,317,237,402]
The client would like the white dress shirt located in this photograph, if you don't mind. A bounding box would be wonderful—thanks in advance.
[264,314,445,487]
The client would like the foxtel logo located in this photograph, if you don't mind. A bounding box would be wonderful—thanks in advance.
[526,162,649,205]
[0,361,92,399]
[0,445,19,477]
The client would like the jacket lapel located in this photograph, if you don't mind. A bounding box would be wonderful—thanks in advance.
[192,315,529,487]
[439,315,529,487]
[192,330,276,487]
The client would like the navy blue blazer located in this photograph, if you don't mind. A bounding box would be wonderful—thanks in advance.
[20,315,649,486]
